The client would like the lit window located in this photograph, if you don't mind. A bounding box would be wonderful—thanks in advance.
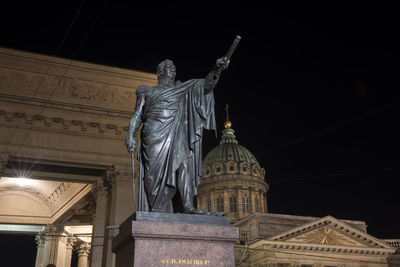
[230,196,237,212]
[216,197,224,212]
[242,196,249,213]
[255,197,260,212]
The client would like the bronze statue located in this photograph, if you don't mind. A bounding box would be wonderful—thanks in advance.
[126,36,241,214]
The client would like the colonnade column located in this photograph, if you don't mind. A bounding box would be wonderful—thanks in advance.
[106,165,135,267]
[223,188,229,213]
[78,242,91,267]
[90,177,110,267]
[210,188,216,211]
[237,187,243,219]
[262,191,268,213]
[249,187,255,213]
[64,235,76,267]
[43,225,66,267]
[35,231,45,267]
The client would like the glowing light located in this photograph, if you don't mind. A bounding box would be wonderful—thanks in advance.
[13,177,35,187]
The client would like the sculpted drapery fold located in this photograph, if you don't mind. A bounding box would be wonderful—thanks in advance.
[136,79,216,212]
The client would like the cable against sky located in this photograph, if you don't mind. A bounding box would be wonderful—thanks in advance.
[3,0,110,156]
[1,0,88,155]
[256,99,400,156]
[270,169,400,212]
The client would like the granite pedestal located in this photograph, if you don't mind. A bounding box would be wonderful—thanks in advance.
[112,212,239,267]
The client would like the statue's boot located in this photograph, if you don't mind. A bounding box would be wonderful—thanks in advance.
[208,211,227,217]
[184,206,207,215]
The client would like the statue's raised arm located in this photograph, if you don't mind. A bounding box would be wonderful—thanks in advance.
[205,35,241,93]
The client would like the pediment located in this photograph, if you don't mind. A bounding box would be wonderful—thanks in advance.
[285,226,364,246]
[267,215,392,249]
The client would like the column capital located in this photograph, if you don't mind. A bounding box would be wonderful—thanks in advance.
[112,165,133,185]
[93,176,110,198]
[104,167,116,183]
[66,234,77,249]
[44,225,64,241]
[35,231,46,247]
[77,242,91,257]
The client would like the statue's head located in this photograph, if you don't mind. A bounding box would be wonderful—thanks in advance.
[157,59,176,81]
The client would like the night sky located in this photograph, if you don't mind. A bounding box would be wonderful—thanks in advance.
[1,1,400,263]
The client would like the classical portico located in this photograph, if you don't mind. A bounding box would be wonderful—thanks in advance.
[0,47,157,266]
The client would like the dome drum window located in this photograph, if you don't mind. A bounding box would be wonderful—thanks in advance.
[213,163,223,175]
[204,167,211,177]
[255,197,260,212]
[240,163,250,174]
[242,196,249,213]
[230,196,237,212]
[226,161,237,174]
[216,197,224,212]
[207,198,211,212]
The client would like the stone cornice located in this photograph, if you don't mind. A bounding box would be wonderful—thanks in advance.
[250,239,396,256]
[0,108,127,137]
[0,47,156,84]
[0,92,132,118]
[199,175,269,193]
[0,48,157,111]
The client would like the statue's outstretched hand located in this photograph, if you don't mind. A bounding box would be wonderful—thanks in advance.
[125,135,136,153]
[216,57,230,70]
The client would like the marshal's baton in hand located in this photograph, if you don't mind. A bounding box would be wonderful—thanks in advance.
[215,35,241,77]
[225,35,241,62]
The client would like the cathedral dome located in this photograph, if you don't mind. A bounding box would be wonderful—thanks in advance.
[198,113,269,223]
[203,128,260,167]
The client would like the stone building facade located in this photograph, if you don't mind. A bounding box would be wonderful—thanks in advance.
[0,47,156,266]
[198,119,400,266]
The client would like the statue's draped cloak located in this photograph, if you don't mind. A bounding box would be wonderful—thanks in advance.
[138,79,216,212]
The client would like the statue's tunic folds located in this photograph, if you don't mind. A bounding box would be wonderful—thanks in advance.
[137,79,216,212]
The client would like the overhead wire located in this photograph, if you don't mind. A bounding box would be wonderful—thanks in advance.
[269,168,400,213]
[270,165,400,184]
[256,99,400,156]
[6,0,110,157]
[1,0,88,156]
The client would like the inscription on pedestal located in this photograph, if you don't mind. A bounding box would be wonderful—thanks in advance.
[161,259,211,265]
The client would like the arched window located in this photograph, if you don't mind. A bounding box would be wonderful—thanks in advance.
[229,196,237,212]
[242,196,249,213]
[207,198,211,212]
[216,197,224,212]
[255,197,260,212]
